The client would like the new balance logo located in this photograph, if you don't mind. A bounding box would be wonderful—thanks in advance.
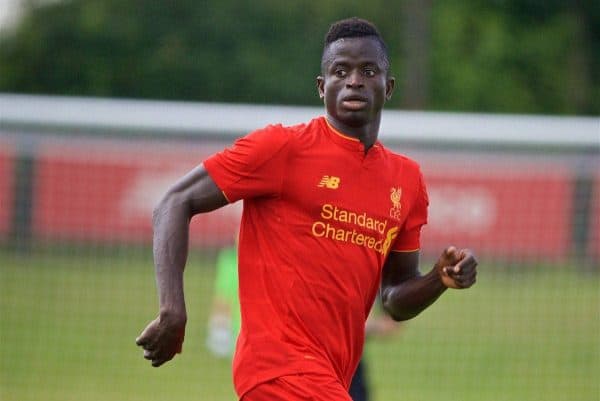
[318,175,340,189]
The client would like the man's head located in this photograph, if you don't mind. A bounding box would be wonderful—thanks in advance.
[321,17,390,75]
[317,18,395,133]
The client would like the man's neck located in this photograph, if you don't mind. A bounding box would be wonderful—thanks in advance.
[326,116,381,152]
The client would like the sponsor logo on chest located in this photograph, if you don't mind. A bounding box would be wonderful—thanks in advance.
[313,175,402,254]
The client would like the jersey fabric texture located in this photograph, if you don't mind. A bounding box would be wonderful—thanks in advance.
[241,374,353,401]
[204,116,428,397]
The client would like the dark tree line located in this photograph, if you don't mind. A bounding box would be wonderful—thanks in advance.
[1,0,597,114]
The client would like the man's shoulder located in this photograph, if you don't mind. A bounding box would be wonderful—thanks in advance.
[251,117,318,136]
[248,117,323,147]
[381,147,422,172]
[263,116,322,134]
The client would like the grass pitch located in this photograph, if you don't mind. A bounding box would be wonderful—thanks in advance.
[0,248,598,401]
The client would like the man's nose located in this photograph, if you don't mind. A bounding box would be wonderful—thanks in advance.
[346,70,364,88]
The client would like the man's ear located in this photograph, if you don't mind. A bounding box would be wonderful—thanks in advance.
[385,76,395,101]
[316,76,325,99]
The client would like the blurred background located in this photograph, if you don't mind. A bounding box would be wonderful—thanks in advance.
[0,1,598,401]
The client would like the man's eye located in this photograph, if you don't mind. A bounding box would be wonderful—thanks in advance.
[335,69,347,78]
[364,69,376,77]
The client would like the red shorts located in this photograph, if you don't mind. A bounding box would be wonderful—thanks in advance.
[241,374,352,401]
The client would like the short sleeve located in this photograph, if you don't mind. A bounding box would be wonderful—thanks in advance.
[203,124,292,202]
[392,168,429,252]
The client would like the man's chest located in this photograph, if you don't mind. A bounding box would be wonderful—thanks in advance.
[280,149,409,234]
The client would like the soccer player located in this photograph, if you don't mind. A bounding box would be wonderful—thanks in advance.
[136,17,478,401]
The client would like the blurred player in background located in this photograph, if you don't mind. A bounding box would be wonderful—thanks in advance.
[137,17,477,401]
[206,244,241,358]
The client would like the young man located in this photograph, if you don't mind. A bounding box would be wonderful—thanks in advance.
[136,17,477,401]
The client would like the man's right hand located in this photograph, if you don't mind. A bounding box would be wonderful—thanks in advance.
[136,312,187,367]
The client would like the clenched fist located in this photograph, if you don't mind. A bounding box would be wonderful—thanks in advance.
[435,246,478,289]
[136,312,187,367]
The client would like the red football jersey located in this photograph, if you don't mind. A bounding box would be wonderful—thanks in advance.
[204,116,428,397]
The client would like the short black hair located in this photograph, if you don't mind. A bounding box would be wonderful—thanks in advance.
[321,17,390,71]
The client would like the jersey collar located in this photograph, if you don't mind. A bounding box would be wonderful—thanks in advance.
[322,117,382,154]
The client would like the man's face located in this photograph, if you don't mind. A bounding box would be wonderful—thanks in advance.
[317,37,394,129]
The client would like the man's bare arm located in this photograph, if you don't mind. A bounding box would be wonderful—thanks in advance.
[381,247,477,321]
[136,164,228,367]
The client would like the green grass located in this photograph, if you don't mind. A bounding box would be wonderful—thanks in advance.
[1,249,598,401]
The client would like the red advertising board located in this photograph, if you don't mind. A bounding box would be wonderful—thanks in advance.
[32,139,241,247]
[418,157,572,260]
[0,141,15,238]
[588,172,600,260]
[30,140,575,259]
